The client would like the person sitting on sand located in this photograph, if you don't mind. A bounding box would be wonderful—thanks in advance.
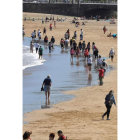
[23,131,32,140]
[49,133,55,140]
[42,75,52,99]
[102,90,116,120]
[82,22,85,25]
[107,33,112,37]
[58,130,67,140]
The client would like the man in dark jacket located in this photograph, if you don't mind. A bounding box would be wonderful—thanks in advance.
[102,90,116,120]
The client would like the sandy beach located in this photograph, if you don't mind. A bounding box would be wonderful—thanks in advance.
[23,12,117,140]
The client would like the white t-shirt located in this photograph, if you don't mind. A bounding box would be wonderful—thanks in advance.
[88,57,92,64]
[39,33,41,37]
[98,58,102,64]
[81,30,83,35]
[34,43,39,49]
[110,50,115,56]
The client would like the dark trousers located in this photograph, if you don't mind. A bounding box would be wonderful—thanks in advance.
[36,48,38,53]
[103,104,112,118]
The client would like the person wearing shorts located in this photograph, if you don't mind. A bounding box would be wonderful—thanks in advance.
[39,46,43,59]
[42,75,52,99]
[109,47,115,62]
[87,55,92,73]
[70,48,74,61]
[84,48,89,60]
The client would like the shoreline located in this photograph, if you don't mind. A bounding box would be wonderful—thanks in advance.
[23,13,117,140]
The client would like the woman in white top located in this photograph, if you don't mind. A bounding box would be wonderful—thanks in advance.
[109,47,115,62]
[87,55,92,73]
[97,55,103,68]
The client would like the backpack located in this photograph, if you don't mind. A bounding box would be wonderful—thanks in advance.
[102,61,106,66]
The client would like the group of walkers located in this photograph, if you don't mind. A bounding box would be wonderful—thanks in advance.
[23,130,67,140]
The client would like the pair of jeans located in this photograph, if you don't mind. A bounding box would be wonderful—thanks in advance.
[103,104,112,118]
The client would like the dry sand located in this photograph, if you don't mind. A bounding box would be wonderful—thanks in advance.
[23,12,117,140]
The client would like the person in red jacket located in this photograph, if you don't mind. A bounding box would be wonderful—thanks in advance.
[84,48,89,60]
[96,66,104,86]
[50,23,52,31]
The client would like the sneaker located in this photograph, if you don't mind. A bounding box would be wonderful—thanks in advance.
[102,116,104,120]
[107,118,110,120]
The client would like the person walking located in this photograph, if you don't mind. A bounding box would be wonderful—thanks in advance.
[97,55,103,68]
[93,45,99,61]
[51,36,55,49]
[102,90,116,120]
[82,41,86,53]
[87,55,92,73]
[43,27,46,36]
[70,47,74,61]
[39,46,43,59]
[109,47,115,62]
[87,42,91,52]
[34,41,39,53]
[30,41,34,53]
[42,75,52,99]
[50,23,52,31]
[102,58,108,76]
[103,25,107,34]
[96,66,104,86]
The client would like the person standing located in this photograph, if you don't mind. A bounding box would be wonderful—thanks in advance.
[54,20,56,28]
[96,66,104,86]
[103,25,107,34]
[82,41,86,53]
[70,47,74,61]
[34,41,39,53]
[102,58,108,76]
[30,41,34,53]
[74,31,77,40]
[58,130,67,140]
[87,55,92,73]
[43,27,46,36]
[39,46,43,59]
[97,55,103,68]
[84,48,89,60]
[109,47,115,62]
[51,36,55,49]
[39,32,41,42]
[87,42,91,52]
[102,90,116,120]
[76,47,80,61]
[42,18,44,24]
[50,23,52,31]
[42,75,52,99]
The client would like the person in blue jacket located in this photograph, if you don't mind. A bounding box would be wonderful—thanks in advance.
[102,90,117,120]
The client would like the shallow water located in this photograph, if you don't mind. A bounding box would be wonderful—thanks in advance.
[23,37,115,115]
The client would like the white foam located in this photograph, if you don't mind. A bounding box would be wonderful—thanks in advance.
[23,45,46,70]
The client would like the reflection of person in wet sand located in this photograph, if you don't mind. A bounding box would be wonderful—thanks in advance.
[87,73,92,85]
[42,75,52,99]
[46,99,50,106]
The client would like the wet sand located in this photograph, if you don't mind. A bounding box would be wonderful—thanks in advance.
[23,13,117,140]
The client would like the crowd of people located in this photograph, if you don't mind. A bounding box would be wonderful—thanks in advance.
[23,15,117,139]
[23,130,67,140]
